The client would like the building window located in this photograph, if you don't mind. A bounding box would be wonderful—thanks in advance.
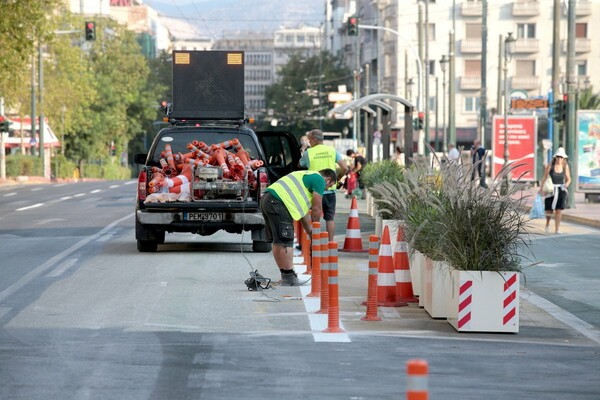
[429,60,436,75]
[465,23,482,39]
[576,60,587,76]
[465,60,481,77]
[576,23,587,38]
[517,23,536,39]
[428,23,436,41]
[297,35,305,43]
[516,60,535,76]
[465,97,480,112]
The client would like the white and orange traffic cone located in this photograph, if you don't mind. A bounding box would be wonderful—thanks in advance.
[323,241,344,333]
[308,222,321,297]
[340,196,367,253]
[377,226,408,307]
[394,225,418,303]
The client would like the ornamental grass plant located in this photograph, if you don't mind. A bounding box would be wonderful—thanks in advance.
[361,159,405,219]
[374,149,533,272]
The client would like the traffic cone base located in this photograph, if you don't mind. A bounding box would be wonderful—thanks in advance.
[340,196,367,253]
[394,227,419,303]
[377,226,408,308]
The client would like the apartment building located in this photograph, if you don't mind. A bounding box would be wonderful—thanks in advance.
[327,0,599,147]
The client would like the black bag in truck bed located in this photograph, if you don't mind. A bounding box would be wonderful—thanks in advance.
[171,50,245,120]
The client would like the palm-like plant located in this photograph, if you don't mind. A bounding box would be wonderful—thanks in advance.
[578,86,600,110]
[374,150,534,272]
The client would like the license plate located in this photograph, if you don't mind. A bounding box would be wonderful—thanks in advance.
[184,212,222,222]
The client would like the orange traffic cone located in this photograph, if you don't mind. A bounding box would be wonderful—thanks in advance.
[377,226,408,307]
[394,225,418,302]
[340,196,367,253]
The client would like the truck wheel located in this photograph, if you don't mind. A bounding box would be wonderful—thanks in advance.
[155,230,165,244]
[137,240,158,253]
[252,241,272,253]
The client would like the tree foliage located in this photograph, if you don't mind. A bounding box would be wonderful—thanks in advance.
[264,51,352,135]
[578,86,600,110]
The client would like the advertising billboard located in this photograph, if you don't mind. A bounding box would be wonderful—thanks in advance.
[576,110,600,193]
[492,115,537,181]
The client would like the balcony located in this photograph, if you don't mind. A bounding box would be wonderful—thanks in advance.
[512,1,540,17]
[460,76,482,90]
[461,1,483,17]
[563,0,592,16]
[561,38,592,53]
[513,38,539,53]
[460,38,482,53]
[511,76,539,90]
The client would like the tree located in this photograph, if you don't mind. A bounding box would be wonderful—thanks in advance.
[264,51,352,136]
[578,86,600,110]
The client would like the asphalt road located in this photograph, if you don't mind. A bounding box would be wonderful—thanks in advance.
[0,180,598,399]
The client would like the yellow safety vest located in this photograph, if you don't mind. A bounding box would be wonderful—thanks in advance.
[307,144,336,171]
[268,171,317,221]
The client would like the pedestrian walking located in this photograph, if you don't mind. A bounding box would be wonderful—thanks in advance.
[259,169,337,286]
[346,149,367,199]
[470,139,488,188]
[300,129,349,241]
[393,145,405,166]
[447,143,460,164]
[539,147,571,234]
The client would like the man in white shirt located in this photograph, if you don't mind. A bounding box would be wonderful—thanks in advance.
[447,143,460,163]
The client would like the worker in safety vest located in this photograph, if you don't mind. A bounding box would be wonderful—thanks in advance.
[259,168,337,286]
[300,129,349,242]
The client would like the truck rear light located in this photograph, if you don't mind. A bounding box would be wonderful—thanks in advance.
[258,167,268,197]
[138,169,148,201]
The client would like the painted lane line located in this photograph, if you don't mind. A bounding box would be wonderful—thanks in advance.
[74,193,85,197]
[3,192,17,197]
[109,185,119,189]
[296,264,351,343]
[16,203,44,212]
[90,189,101,194]
[61,196,73,200]
[46,258,79,278]
[0,213,133,303]
[521,288,600,346]
[123,180,137,185]
[30,187,43,192]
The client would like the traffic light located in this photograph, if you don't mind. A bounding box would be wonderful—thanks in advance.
[85,21,96,41]
[554,100,566,123]
[0,116,11,132]
[347,16,359,36]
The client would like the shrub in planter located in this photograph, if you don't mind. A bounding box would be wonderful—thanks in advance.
[361,160,405,220]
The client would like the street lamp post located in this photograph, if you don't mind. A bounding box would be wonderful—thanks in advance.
[502,32,516,193]
[407,78,414,107]
[439,55,448,152]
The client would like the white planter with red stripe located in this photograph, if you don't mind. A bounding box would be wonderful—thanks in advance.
[447,270,519,333]
[423,258,452,318]
[409,250,425,300]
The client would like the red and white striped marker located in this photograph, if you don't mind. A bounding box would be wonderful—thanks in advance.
[406,359,429,400]
[457,280,473,329]
[503,272,518,325]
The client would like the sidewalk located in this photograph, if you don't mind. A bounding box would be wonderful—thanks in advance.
[329,189,600,344]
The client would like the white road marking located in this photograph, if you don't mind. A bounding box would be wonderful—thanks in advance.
[30,187,43,192]
[90,189,101,194]
[123,181,137,185]
[60,196,73,200]
[0,213,133,303]
[296,264,351,343]
[46,258,79,278]
[37,218,66,225]
[3,192,17,197]
[109,185,119,189]
[74,193,85,197]
[16,203,44,211]
[521,288,600,346]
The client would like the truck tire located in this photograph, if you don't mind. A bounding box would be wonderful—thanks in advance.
[252,241,272,253]
[137,240,158,253]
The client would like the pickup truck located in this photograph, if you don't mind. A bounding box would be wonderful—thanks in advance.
[134,123,300,252]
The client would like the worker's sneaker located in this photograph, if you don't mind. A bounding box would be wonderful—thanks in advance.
[280,271,301,286]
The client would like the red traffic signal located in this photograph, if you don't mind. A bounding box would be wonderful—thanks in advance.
[85,21,96,41]
[347,16,359,36]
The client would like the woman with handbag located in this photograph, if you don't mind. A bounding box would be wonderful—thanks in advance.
[539,147,571,234]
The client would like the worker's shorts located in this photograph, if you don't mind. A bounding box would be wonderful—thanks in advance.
[259,191,294,247]
[322,192,336,221]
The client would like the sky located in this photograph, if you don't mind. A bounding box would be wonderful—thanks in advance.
[142,0,324,38]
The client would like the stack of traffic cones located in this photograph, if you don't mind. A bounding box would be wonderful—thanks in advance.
[340,196,367,253]
[394,225,418,302]
[377,226,408,307]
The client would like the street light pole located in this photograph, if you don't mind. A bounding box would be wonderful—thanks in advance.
[502,32,516,193]
[439,55,448,152]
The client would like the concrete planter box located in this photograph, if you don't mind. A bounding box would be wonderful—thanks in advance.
[447,270,520,333]
[423,257,453,318]
[409,249,424,299]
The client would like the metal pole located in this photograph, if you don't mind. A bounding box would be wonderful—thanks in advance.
[39,40,49,179]
[566,0,576,207]
[497,35,503,116]
[424,0,430,156]
[435,76,439,152]
[449,30,456,146]
[551,0,561,157]
[31,50,36,156]
[502,39,510,194]
[418,3,425,156]
[480,0,488,147]
[442,66,447,152]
